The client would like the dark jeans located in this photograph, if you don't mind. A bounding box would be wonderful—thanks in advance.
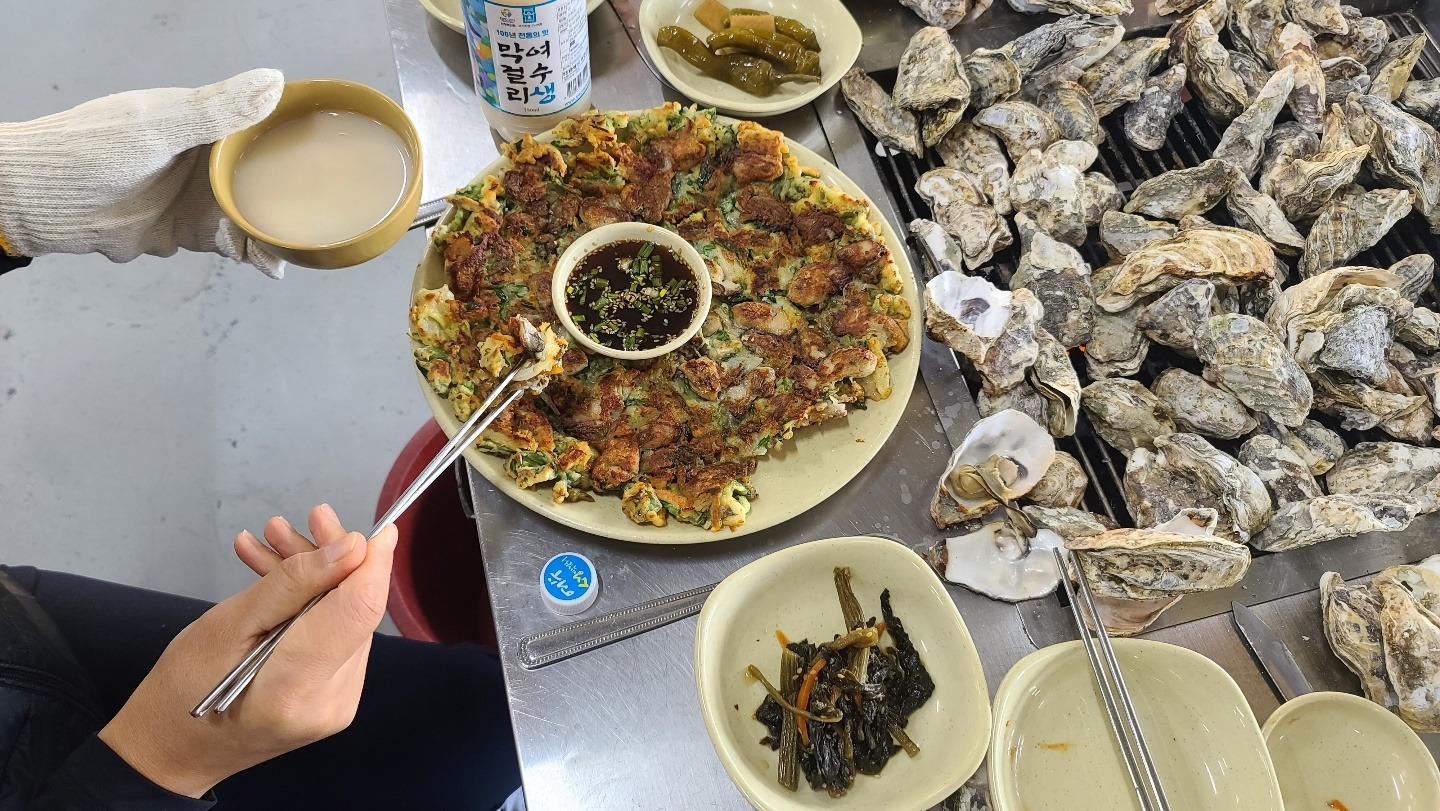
[3,566,522,811]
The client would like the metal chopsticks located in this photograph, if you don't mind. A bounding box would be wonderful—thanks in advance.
[1052,548,1172,811]
[191,360,533,718]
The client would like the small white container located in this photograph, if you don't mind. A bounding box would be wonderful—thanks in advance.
[541,552,599,614]
[550,222,713,361]
[462,0,593,140]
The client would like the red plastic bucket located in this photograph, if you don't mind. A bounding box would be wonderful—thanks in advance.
[377,420,498,649]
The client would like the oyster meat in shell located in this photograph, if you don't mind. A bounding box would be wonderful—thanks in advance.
[1067,526,1251,600]
[916,168,1014,269]
[1225,176,1307,256]
[1327,441,1440,513]
[1080,378,1177,454]
[1079,36,1171,117]
[1263,145,1370,222]
[1152,368,1257,440]
[925,271,1043,390]
[1123,432,1273,544]
[1010,229,1094,348]
[895,27,971,112]
[1095,225,1276,312]
[1122,64,1188,152]
[931,409,1057,528]
[1135,278,1218,356]
[1196,313,1314,427]
[841,67,923,157]
[1036,81,1102,146]
[1374,564,1440,731]
[1176,15,1250,122]
[1122,159,1238,222]
[928,523,1067,601]
[1099,210,1179,260]
[1214,67,1298,179]
[1398,78,1440,126]
[1252,494,1417,552]
[965,48,1023,112]
[1370,34,1426,102]
[1270,23,1327,133]
[974,101,1061,162]
[1010,140,1100,246]
[1239,434,1324,507]
[1320,571,1393,708]
[1300,186,1414,277]
[1027,450,1089,509]
[935,122,1012,215]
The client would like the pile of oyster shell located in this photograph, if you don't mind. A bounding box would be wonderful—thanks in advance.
[842,4,1440,635]
[1322,558,1440,731]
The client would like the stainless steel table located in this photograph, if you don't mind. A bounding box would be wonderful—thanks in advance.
[383,1,1440,806]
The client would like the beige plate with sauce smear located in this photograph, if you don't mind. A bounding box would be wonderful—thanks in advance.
[694,536,991,811]
[990,639,1283,811]
[409,116,920,544]
[1263,691,1440,810]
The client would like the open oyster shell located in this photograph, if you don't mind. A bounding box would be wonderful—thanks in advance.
[1122,64,1188,152]
[935,122,1013,215]
[1135,278,1218,356]
[1081,378,1177,454]
[931,409,1057,528]
[974,101,1061,162]
[928,523,1067,601]
[1124,433,1273,544]
[1299,186,1414,278]
[840,67,923,157]
[1320,571,1393,709]
[1080,36,1171,117]
[1327,441,1440,513]
[1011,230,1094,348]
[1152,368,1257,440]
[1067,525,1251,600]
[1239,434,1323,508]
[1027,450,1089,509]
[925,271,1043,391]
[1122,159,1238,222]
[1197,313,1314,427]
[895,27,971,112]
[1095,225,1276,312]
[916,168,1014,269]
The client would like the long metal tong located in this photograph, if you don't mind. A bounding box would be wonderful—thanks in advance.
[1052,548,1171,811]
[191,343,542,717]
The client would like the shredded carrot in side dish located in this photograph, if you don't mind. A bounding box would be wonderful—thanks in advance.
[796,658,827,744]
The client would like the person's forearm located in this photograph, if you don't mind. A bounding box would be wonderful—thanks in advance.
[29,734,215,811]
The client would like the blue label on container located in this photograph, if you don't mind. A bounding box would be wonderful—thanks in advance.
[543,553,594,602]
[462,0,590,118]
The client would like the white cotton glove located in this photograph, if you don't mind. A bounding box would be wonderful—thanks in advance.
[0,69,288,278]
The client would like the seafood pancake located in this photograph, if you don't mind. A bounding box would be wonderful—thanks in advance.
[411,106,911,531]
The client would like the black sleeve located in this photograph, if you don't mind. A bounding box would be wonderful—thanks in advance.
[29,735,216,811]
[0,253,29,275]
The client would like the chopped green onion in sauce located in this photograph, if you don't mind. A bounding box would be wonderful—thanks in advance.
[565,240,699,352]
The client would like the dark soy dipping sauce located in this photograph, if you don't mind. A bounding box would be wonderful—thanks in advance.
[565,240,699,352]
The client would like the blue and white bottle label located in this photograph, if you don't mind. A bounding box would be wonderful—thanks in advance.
[464,0,591,118]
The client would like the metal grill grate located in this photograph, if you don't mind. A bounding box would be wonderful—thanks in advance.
[862,13,1440,531]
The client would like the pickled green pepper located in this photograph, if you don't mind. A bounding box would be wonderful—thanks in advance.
[726,8,820,51]
[656,26,820,96]
[705,29,820,77]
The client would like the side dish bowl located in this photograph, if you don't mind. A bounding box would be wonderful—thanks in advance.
[638,0,862,117]
[694,536,991,811]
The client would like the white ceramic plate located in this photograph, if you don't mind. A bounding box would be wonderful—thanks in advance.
[990,639,1284,811]
[1263,691,1440,809]
[422,0,606,35]
[638,0,861,117]
[694,536,991,811]
[409,116,920,544]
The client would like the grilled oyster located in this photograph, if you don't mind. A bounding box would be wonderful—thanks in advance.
[1068,526,1251,600]
[1266,267,1410,377]
[1153,368,1257,440]
[1399,305,1440,352]
[1352,94,1440,229]
[1079,36,1171,117]
[899,0,974,28]
[1323,56,1373,104]
[1232,52,1272,101]
[1029,326,1083,437]
[926,271,1042,391]
[1036,81,1102,145]
[1099,210,1179,260]
[1086,300,1151,378]
[1258,414,1347,475]
[1320,101,1361,151]
[1375,564,1440,731]
[1135,278,1217,355]
[1033,0,1132,15]
[910,218,967,276]
[1270,23,1327,133]
[1327,441,1440,512]
[931,409,1056,528]
[1010,140,1100,246]
[1239,434,1323,508]
[1124,432,1273,543]
[921,100,968,149]
[1197,313,1314,426]
[935,122,1012,215]
[1312,370,1433,442]
[1122,159,1237,222]
[1320,571,1393,708]
[1027,450,1089,509]
[1259,122,1321,192]
[1122,64,1188,151]
[1214,67,1297,178]
[1021,17,1126,96]
[1011,230,1094,348]
[1264,145,1369,222]
[1286,0,1350,35]
[895,27,971,112]
[1081,378,1177,454]
[1081,173,1124,223]
[974,101,1062,162]
[1095,225,1275,312]
[1252,493,1418,551]
[1177,15,1250,122]
[916,168,1014,269]
[1022,505,1116,540]
[929,522,1066,601]
[1398,78,1440,125]
[1299,186,1414,277]
[1226,177,1307,256]
[965,48,1023,111]
[1316,9,1390,65]
[1229,0,1285,63]
[840,67,923,157]
[1370,34,1426,102]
